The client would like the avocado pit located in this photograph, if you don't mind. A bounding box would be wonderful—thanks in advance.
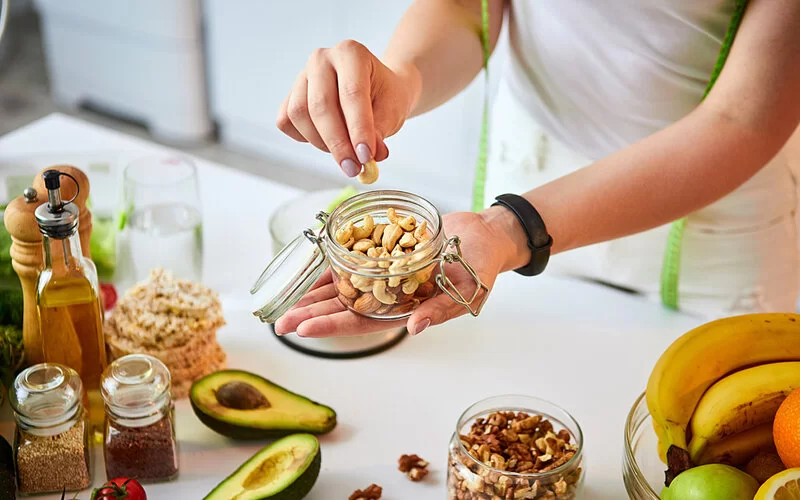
[215,381,271,410]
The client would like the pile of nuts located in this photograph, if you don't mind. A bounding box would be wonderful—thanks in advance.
[448,411,583,499]
[332,208,437,318]
[349,484,383,500]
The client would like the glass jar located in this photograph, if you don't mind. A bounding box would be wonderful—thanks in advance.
[623,392,662,499]
[252,190,488,322]
[447,395,585,500]
[101,354,179,483]
[9,363,92,495]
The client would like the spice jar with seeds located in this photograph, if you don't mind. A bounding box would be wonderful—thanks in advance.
[447,395,585,500]
[9,363,92,495]
[251,190,488,323]
[101,354,178,483]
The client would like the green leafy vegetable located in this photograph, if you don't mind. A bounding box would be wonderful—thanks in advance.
[90,214,117,281]
[0,325,24,386]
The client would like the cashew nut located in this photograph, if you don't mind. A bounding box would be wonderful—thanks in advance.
[357,159,379,185]
[378,248,392,269]
[372,279,397,305]
[352,215,375,240]
[398,215,416,232]
[341,237,355,250]
[353,238,376,252]
[335,222,354,245]
[372,224,387,245]
[399,233,417,248]
[415,263,435,283]
[414,221,429,241]
[382,224,403,251]
[350,274,374,293]
[402,278,420,295]
[387,207,400,224]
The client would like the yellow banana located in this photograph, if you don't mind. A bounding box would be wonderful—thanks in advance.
[696,422,776,466]
[687,361,800,463]
[647,313,800,462]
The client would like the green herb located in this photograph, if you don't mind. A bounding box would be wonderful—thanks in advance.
[0,325,23,386]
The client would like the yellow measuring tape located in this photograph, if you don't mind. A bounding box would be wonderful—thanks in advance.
[471,0,749,310]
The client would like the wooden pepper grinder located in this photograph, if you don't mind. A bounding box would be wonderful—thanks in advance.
[3,165,93,366]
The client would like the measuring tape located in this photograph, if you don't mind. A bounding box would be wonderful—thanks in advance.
[471,0,749,310]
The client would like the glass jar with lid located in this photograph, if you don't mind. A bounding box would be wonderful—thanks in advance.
[101,353,179,483]
[251,190,489,323]
[9,363,92,495]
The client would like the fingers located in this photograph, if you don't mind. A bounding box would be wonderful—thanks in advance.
[275,297,348,335]
[276,93,306,143]
[284,70,328,152]
[295,310,406,338]
[333,40,376,164]
[290,282,337,310]
[406,292,467,336]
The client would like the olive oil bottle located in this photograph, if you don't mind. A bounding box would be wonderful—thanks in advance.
[35,170,107,435]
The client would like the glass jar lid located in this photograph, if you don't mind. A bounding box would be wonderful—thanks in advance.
[10,363,83,430]
[101,354,171,419]
[251,229,328,324]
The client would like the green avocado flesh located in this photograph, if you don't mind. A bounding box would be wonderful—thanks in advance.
[190,370,337,439]
[204,434,321,500]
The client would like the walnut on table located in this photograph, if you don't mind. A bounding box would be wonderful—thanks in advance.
[398,454,430,482]
[349,483,382,500]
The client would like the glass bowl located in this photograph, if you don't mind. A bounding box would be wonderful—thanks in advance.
[623,392,664,499]
[448,395,585,499]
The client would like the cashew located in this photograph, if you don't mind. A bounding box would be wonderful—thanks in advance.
[399,233,417,248]
[402,278,420,295]
[336,277,359,299]
[353,238,376,252]
[414,221,429,241]
[350,250,366,257]
[372,279,397,305]
[378,248,392,269]
[372,224,387,245]
[357,159,379,185]
[367,247,380,258]
[415,263,435,283]
[335,222,354,245]
[350,274,374,293]
[341,237,355,250]
[382,224,403,250]
[399,215,417,232]
[387,207,400,224]
[391,246,405,258]
[352,215,375,240]
[353,292,381,313]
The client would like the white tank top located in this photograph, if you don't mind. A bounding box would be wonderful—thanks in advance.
[505,0,737,160]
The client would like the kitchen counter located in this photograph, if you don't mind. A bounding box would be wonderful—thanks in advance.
[0,114,702,499]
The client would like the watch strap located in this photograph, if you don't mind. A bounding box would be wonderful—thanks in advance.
[491,194,552,276]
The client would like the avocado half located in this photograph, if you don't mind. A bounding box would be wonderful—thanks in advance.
[204,433,321,500]
[190,370,337,439]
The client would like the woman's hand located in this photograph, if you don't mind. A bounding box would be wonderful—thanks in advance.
[275,211,518,337]
[276,40,421,178]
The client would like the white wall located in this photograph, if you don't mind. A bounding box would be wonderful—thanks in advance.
[204,0,509,212]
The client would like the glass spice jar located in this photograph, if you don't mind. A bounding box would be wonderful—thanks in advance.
[101,354,178,483]
[9,363,92,496]
[251,190,489,322]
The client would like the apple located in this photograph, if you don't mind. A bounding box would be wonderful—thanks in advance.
[661,464,759,500]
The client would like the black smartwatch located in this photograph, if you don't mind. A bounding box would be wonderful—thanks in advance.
[491,194,552,276]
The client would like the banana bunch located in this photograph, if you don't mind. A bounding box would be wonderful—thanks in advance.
[647,313,800,469]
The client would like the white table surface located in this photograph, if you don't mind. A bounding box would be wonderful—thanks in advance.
[0,114,703,499]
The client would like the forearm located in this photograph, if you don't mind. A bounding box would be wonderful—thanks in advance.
[484,106,800,272]
[383,0,504,117]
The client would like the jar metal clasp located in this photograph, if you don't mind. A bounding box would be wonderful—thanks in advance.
[434,236,489,317]
[302,211,331,252]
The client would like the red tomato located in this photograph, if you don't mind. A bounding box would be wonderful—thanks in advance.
[99,283,118,311]
[92,477,146,500]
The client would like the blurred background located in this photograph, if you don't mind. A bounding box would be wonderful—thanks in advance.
[0,0,510,213]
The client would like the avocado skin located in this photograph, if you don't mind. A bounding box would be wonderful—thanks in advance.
[0,435,14,500]
[203,435,321,500]
[190,370,337,440]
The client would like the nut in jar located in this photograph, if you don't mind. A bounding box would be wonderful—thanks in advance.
[251,190,489,324]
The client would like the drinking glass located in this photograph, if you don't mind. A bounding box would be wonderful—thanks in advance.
[116,156,203,288]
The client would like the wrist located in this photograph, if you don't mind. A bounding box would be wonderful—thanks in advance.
[384,59,422,118]
[479,205,533,273]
